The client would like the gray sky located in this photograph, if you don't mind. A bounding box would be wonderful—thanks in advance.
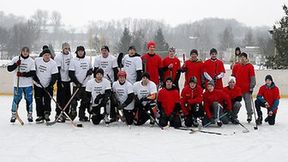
[0,0,286,28]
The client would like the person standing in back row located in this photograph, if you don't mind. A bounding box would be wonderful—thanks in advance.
[203,48,225,89]
[54,42,72,122]
[122,46,142,84]
[232,52,256,123]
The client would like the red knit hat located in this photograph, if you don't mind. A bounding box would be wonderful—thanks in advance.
[117,70,127,78]
[147,41,156,49]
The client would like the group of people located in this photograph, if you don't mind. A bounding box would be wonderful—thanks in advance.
[7,41,280,128]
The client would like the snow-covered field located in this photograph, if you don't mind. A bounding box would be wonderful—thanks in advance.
[0,96,287,162]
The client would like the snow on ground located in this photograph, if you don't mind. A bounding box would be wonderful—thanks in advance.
[0,96,288,162]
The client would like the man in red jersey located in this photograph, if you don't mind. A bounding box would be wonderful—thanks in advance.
[203,48,225,89]
[181,49,204,88]
[232,52,256,123]
[162,47,181,88]
[223,76,242,124]
[141,41,163,86]
[202,81,232,127]
[255,75,280,125]
[180,76,203,127]
[157,77,181,128]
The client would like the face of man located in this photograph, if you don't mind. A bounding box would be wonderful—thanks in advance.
[42,53,51,62]
[148,45,155,54]
[118,76,126,84]
[265,79,272,86]
[128,49,136,56]
[190,53,198,61]
[207,84,214,92]
[189,82,196,89]
[210,52,217,60]
[21,49,29,57]
[240,56,247,64]
[165,80,173,89]
[95,73,103,81]
[101,49,109,58]
[168,50,174,58]
[77,50,85,58]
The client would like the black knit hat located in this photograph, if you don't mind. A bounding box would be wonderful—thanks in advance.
[101,45,110,52]
[42,45,49,50]
[75,46,85,53]
[95,68,104,75]
[42,48,51,55]
[189,76,197,84]
[265,75,273,82]
[141,72,150,79]
[210,48,217,54]
[128,46,136,51]
[190,49,198,55]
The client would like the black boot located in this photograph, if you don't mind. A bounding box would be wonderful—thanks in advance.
[256,116,263,125]
[36,116,44,123]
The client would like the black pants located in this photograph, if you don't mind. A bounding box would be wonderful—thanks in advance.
[159,113,181,128]
[91,106,104,125]
[70,87,89,118]
[56,81,71,115]
[184,104,204,127]
[255,99,276,125]
[34,86,53,117]
[123,109,134,125]
[134,101,156,125]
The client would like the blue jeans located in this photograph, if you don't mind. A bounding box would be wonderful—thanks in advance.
[12,86,33,113]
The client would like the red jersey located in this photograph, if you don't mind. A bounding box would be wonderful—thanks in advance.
[141,53,163,85]
[203,89,232,119]
[180,85,203,116]
[223,86,242,101]
[257,84,280,113]
[183,59,204,87]
[203,59,225,89]
[232,63,255,94]
[162,56,181,81]
[158,88,180,116]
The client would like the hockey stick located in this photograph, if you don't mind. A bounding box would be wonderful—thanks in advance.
[238,122,250,133]
[38,83,82,127]
[142,103,163,130]
[251,95,258,130]
[176,127,234,136]
[46,87,81,126]
[15,56,24,125]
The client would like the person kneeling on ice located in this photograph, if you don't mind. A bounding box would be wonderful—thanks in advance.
[202,81,232,127]
[112,71,135,126]
[255,75,280,125]
[85,68,112,125]
[7,47,36,123]
[180,76,204,127]
[157,77,181,128]
[223,76,242,124]
[133,72,158,126]
[34,48,58,123]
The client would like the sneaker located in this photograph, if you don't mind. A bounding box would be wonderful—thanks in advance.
[35,116,44,123]
[27,112,33,122]
[256,116,263,125]
[247,115,252,123]
[10,112,16,123]
[217,120,223,127]
[44,114,50,122]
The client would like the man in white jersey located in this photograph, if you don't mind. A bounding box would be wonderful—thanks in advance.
[7,47,36,123]
[86,68,111,125]
[54,42,72,122]
[112,71,135,126]
[93,45,118,82]
[69,46,93,122]
[33,48,58,123]
[133,72,158,126]
[122,46,142,84]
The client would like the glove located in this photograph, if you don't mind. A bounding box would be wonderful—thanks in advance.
[86,69,93,76]
[16,60,21,66]
[94,94,103,104]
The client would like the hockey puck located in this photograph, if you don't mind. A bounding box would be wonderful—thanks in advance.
[254,127,258,130]
[76,123,83,127]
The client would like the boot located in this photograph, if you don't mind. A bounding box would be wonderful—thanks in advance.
[256,116,263,125]
[27,112,33,122]
[35,116,44,123]
[10,112,16,123]
[247,115,252,123]
[217,120,223,127]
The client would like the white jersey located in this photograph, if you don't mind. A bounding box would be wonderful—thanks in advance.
[9,56,35,87]
[69,57,92,87]
[54,52,72,82]
[93,54,117,81]
[86,78,111,106]
[112,81,134,110]
[35,57,58,88]
[133,80,157,99]
[122,54,142,84]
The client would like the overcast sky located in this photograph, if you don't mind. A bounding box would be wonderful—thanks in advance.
[0,0,286,28]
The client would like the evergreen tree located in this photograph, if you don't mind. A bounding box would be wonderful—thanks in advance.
[153,28,169,51]
[131,30,144,54]
[117,27,132,53]
[267,5,288,69]
[219,26,234,51]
